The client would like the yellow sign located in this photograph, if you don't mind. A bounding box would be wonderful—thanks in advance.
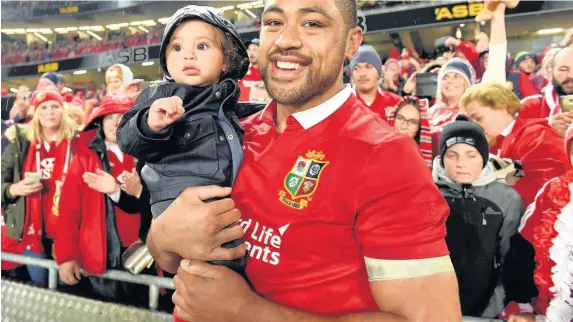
[357,0,378,8]
[435,3,483,21]
[59,6,79,14]
[37,62,59,73]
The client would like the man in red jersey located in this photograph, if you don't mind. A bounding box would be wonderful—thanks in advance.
[350,45,402,121]
[519,47,573,136]
[147,1,461,321]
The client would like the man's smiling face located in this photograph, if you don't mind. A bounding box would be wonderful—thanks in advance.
[259,0,360,107]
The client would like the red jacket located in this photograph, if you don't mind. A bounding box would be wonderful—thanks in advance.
[54,133,140,274]
[519,85,561,122]
[353,87,402,122]
[500,117,570,207]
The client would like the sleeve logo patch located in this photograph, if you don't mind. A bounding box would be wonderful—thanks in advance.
[278,150,329,210]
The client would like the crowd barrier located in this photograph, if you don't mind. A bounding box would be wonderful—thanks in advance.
[1,252,503,322]
[1,252,174,310]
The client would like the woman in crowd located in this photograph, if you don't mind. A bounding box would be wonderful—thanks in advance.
[1,87,79,286]
[429,2,508,156]
[54,95,141,302]
[389,97,433,168]
[460,82,570,208]
[506,124,573,322]
[432,115,523,318]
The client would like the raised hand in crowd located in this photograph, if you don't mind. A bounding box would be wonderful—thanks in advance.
[402,71,417,95]
[559,27,573,47]
[147,185,245,274]
[121,168,143,198]
[8,177,43,197]
[119,79,143,100]
[147,96,185,131]
[58,260,82,286]
[82,169,118,195]
[550,111,573,136]
[444,37,462,49]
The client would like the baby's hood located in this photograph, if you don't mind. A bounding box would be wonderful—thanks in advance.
[160,5,249,82]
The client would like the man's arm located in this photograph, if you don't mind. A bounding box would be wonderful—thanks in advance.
[243,273,459,322]
[174,260,458,322]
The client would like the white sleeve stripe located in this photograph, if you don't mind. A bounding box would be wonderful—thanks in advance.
[364,256,454,281]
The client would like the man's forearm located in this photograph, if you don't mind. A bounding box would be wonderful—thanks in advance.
[238,295,406,322]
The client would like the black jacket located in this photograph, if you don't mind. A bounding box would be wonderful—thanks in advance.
[117,80,245,209]
[88,129,140,269]
[432,158,524,318]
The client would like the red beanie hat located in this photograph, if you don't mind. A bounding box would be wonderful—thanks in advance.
[33,88,64,110]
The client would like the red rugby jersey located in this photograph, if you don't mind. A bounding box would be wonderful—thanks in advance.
[238,65,263,102]
[233,85,449,315]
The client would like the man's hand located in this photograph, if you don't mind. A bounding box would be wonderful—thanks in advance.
[148,96,185,131]
[121,168,143,198]
[173,260,258,322]
[148,185,246,273]
[550,111,573,136]
[560,27,573,47]
[59,260,81,285]
[444,37,461,48]
[83,169,118,194]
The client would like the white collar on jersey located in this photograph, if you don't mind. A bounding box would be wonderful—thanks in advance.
[259,84,352,130]
[292,84,352,130]
[501,118,517,137]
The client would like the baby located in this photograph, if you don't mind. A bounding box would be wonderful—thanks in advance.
[117,5,250,273]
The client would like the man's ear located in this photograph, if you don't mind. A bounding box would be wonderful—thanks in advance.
[345,27,363,61]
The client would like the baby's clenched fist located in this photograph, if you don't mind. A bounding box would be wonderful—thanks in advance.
[148,96,185,131]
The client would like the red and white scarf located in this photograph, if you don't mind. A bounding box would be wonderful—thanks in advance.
[22,139,71,252]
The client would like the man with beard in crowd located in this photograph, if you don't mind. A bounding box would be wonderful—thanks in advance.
[520,46,573,136]
[8,85,32,124]
[238,38,270,102]
[350,45,402,121]
[146,1,461,322]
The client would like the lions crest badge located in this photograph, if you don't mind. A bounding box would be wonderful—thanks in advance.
[279,150,329,209]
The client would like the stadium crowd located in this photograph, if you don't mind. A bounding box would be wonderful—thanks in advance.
[1,26,163,65]
[1,1,573,322]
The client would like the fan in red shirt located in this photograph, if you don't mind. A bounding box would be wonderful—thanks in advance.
[1,87,79,283]
[519,46,573,136]
[54,95,141,299]
[461,82,570,208]
[237,38,269,102]
[147,2,461,322]
[350,45,402,121]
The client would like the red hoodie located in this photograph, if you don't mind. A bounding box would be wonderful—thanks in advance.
[499,117,570,207]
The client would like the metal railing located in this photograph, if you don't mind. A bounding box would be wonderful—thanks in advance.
[2,251,504,321]
[1,252,174,311]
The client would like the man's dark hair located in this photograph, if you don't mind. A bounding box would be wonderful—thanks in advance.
[336,0,357,32]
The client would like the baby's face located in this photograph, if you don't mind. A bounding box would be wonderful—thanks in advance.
[166,20,226,86]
